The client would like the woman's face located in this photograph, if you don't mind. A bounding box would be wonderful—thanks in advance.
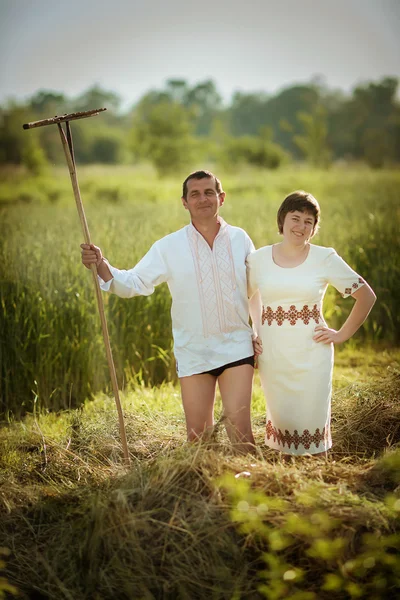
[282,210,316,245]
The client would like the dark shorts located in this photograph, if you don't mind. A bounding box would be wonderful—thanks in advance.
[202,355,254,378]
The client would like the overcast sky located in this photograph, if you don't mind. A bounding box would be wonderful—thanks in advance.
[1,0,399,109]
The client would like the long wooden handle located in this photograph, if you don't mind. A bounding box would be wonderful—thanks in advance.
[57,123,130,465]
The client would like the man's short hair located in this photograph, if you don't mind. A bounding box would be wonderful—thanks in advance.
[277,190,320,235]
[182,170,223,199]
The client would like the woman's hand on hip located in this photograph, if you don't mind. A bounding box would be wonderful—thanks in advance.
[313,325,344,344]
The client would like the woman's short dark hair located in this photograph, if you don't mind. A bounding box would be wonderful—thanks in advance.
[182,170,223,199]
[277,190,320,235]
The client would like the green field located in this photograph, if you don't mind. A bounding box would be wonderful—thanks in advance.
[0,165,399,599]
[1,165,399,416]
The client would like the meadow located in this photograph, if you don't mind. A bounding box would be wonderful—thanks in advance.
[0,348,399,599]
[0,164,399,599]
[0,164,399,416]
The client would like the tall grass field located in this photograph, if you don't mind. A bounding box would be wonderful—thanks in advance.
[0,165,399,599]
[0,165,399,416]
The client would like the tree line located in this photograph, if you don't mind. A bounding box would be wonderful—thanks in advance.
[0,76,399,174]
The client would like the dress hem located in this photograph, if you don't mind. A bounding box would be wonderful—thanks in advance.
[265,438,333,456]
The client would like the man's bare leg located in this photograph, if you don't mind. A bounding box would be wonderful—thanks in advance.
[179,373,217,442]
[218,364,255,454]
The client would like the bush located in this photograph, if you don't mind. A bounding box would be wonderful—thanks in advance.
[221,450,400,600]
[219,135,288,170]
[132,100,197,175]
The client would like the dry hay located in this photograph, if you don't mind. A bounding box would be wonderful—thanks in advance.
[331,367,400,458]
[0,368,399,599]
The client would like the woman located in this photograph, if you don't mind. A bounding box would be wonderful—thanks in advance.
[247,191,376,456]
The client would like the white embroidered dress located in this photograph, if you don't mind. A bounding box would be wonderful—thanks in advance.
[247,244,365,455]
[100,218,255,377]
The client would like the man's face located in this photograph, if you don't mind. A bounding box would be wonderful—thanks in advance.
[182,177,225,220]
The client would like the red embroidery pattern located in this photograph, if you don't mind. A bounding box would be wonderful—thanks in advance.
[266,420,327,450]
[262,304,320,326]
[344,278,364,297]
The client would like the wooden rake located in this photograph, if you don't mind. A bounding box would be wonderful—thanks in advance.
[23,108,130,464]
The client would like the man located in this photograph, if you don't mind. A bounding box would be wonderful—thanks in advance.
[81,170,258,453]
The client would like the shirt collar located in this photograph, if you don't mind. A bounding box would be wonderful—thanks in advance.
[188,216,227,235]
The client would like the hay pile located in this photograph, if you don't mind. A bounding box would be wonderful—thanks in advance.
[0,369,399,599]
[331,367,400,457]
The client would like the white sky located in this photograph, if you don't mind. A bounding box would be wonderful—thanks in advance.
[1,0,399,109]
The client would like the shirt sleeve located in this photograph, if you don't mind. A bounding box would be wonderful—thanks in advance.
[245,232,256,257]
[325,248,365,298]
[98,241,168,298]
[246,252,259,300]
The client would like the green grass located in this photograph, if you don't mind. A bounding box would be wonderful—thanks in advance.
[1,165,399,598]
[0,348,399,599]
[1,164,399,416]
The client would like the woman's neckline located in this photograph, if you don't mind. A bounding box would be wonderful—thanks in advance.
[271,243,312,269]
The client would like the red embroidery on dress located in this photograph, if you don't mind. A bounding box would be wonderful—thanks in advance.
[343,278,364,297]
[262,304,320,326]
[266,420,327,450]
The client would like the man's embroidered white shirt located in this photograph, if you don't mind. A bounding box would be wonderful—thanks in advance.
[99,218,255,377]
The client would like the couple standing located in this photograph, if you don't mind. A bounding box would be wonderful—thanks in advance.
[81,170,376,456]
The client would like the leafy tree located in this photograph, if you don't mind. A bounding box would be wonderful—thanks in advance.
[165,79,189,104]
[73,84,121,114]
[131,100,196,175]
[362,128,392,168]
[91,128,126,164]
[354,77,399,166]
[1,76,398,169]
[294,105,332,168]
[219,133,288,170]
[139,79,223,136]
[328,77,399,164]
[228,85,321,157]
[30,90,69,115]
[228,91,270,136]
[0,103,48,173]
[26,90,70,163]
[266,85,320,156]
[24,86,126,165]
[184,80,223,135]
